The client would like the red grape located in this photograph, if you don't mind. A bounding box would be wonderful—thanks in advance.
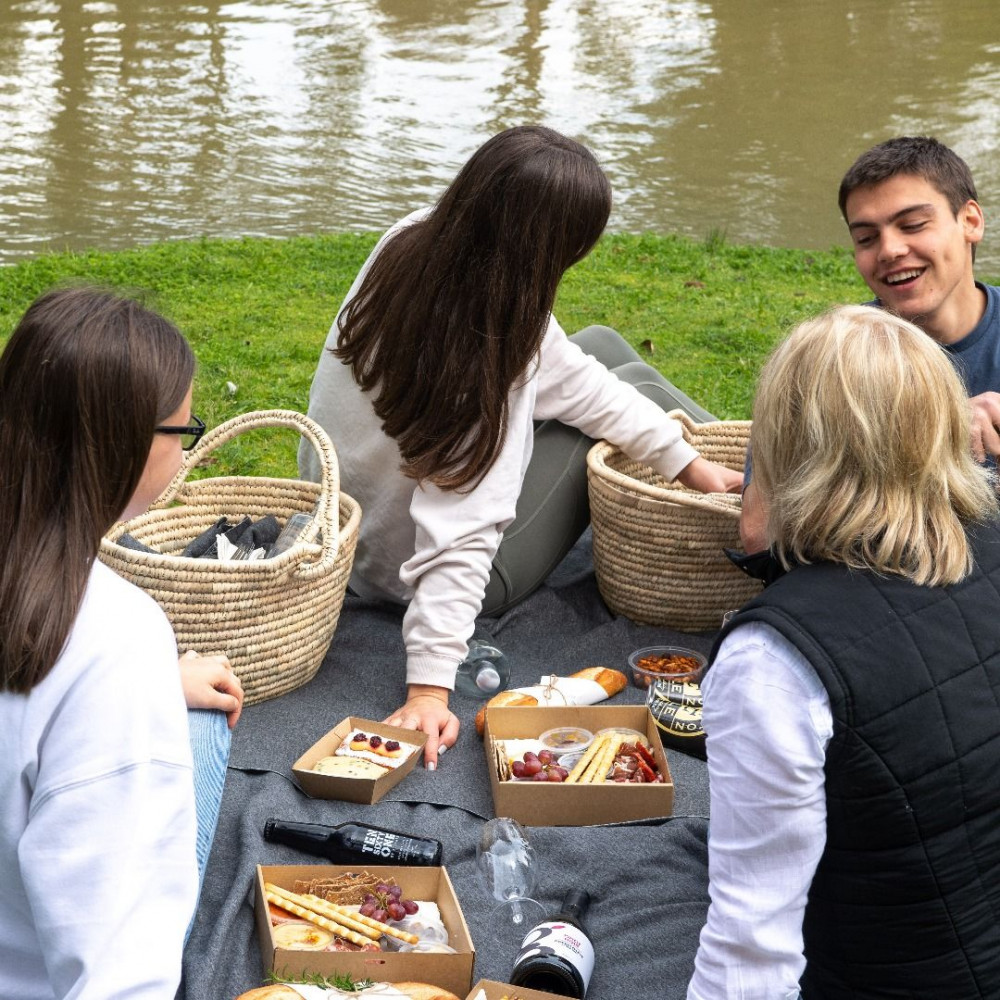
[511,760,526,778]
[547,770,564,782]
[360,901,376,917]
[522,758,543,776]
[538,749,554,765]
[402,899,419,915]
[532,770,549,781]
[373,908,389,923]
[387,902,406,921]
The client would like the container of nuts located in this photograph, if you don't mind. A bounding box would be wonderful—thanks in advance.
[627,645,707,688]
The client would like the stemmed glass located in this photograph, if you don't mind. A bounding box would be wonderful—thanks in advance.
[476,817,546,946]
[454,639,512,699]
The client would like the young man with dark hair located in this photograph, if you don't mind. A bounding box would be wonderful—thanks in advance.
[741,136,999,553]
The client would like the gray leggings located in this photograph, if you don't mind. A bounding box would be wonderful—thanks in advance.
[481,325,715,615]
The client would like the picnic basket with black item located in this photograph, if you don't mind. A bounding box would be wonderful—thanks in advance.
[586,411,761,630]
[99,409,361,705]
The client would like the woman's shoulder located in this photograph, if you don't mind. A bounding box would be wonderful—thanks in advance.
[75,561,176,659]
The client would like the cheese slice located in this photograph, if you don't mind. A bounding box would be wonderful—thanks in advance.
[312,756,388,779]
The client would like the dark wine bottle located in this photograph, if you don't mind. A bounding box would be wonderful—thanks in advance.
[263,819,443,866]
[509,889,595,998]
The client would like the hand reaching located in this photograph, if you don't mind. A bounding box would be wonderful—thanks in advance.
[179,649,244,729]
[384,684,460,771]
[676,456,744,495]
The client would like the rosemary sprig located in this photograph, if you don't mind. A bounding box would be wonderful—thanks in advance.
[265,967,376,991]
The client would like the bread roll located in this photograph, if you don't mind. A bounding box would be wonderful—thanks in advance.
[234,983,460,1000]
[474,666,627,734]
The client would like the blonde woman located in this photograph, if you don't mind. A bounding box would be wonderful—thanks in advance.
[688,306,1000,999]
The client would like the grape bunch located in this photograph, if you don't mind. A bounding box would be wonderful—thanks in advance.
[510,749,569,782]
[359,882,419,923]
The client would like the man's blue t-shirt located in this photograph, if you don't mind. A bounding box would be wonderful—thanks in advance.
[942,282,1000,397]
[744,283,1000,481]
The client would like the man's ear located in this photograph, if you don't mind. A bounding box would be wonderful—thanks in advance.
[961,198,985,246]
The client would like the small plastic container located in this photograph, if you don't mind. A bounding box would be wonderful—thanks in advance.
[595,725,648,746]
[628,645,707,689]
[539,726,594,757]
[558,749,586,772]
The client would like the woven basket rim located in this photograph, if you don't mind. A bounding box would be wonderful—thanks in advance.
[99,492,361,571]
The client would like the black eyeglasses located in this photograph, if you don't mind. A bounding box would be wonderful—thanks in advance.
[155,414,206,451]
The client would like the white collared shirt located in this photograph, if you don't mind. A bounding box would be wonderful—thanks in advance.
[687,621,833,1000]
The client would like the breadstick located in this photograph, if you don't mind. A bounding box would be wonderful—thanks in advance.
[323,900,420,945]
[565,734,607,784]
[299,895,381,939]
[264,886,373,947]
[590,737,624,785]
[576,736,612,784]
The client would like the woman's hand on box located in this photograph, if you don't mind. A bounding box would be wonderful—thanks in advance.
[179,649,244,729]
[384,685,459,771]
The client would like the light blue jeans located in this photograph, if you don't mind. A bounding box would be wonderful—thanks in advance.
[185,708,231,939]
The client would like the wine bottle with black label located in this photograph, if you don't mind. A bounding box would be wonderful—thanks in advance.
[263,819,443,866]
[509,889,595,998]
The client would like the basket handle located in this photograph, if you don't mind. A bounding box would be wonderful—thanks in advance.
[153,409,341,576]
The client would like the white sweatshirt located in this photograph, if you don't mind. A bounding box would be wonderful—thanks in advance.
[0,560,198,1000]
[302,210,699,690]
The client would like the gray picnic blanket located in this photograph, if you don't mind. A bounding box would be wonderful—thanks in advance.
[180,533,713,1000]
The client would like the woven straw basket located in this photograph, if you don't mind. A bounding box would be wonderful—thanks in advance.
[587,411,762,631]
[99,410,361,706]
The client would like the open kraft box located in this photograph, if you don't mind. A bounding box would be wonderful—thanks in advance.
[254,864,474,998]
[293,716,427,805]
[484,704,674,827]
[465,979,563,999]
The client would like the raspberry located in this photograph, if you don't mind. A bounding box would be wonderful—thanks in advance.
[385,740,400,752]
[368,735,383,749]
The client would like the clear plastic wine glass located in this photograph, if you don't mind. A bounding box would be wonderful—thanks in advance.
[454,639,512,699]
[476,817,546,937]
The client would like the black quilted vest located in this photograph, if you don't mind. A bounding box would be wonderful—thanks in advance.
[710,520,1000,998]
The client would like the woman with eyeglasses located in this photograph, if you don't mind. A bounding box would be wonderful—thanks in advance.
[0,287,241,998]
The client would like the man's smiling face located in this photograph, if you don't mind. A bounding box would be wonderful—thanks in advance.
[845,173,984,344]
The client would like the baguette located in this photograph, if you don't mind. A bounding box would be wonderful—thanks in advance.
[234,983,461,1000]
[474,667,626,735]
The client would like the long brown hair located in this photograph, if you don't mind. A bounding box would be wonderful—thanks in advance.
[0,287,194,693]
[334,125,613,490]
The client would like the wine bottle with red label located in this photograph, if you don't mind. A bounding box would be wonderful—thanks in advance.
[509,889,595,998]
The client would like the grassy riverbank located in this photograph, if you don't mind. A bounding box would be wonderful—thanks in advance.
[0,232,940,476]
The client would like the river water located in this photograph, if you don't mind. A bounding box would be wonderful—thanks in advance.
[2,0,999,269]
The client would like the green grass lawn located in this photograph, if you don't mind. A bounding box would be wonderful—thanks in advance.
[3,232,979,478]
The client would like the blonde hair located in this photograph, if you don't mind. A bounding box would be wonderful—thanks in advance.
[752,305,997,586]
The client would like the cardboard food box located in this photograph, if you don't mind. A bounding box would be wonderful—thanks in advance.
[293,716,427,805]
[255,863,475,998]
[484,705,674,827]
[465,979,563,1000]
